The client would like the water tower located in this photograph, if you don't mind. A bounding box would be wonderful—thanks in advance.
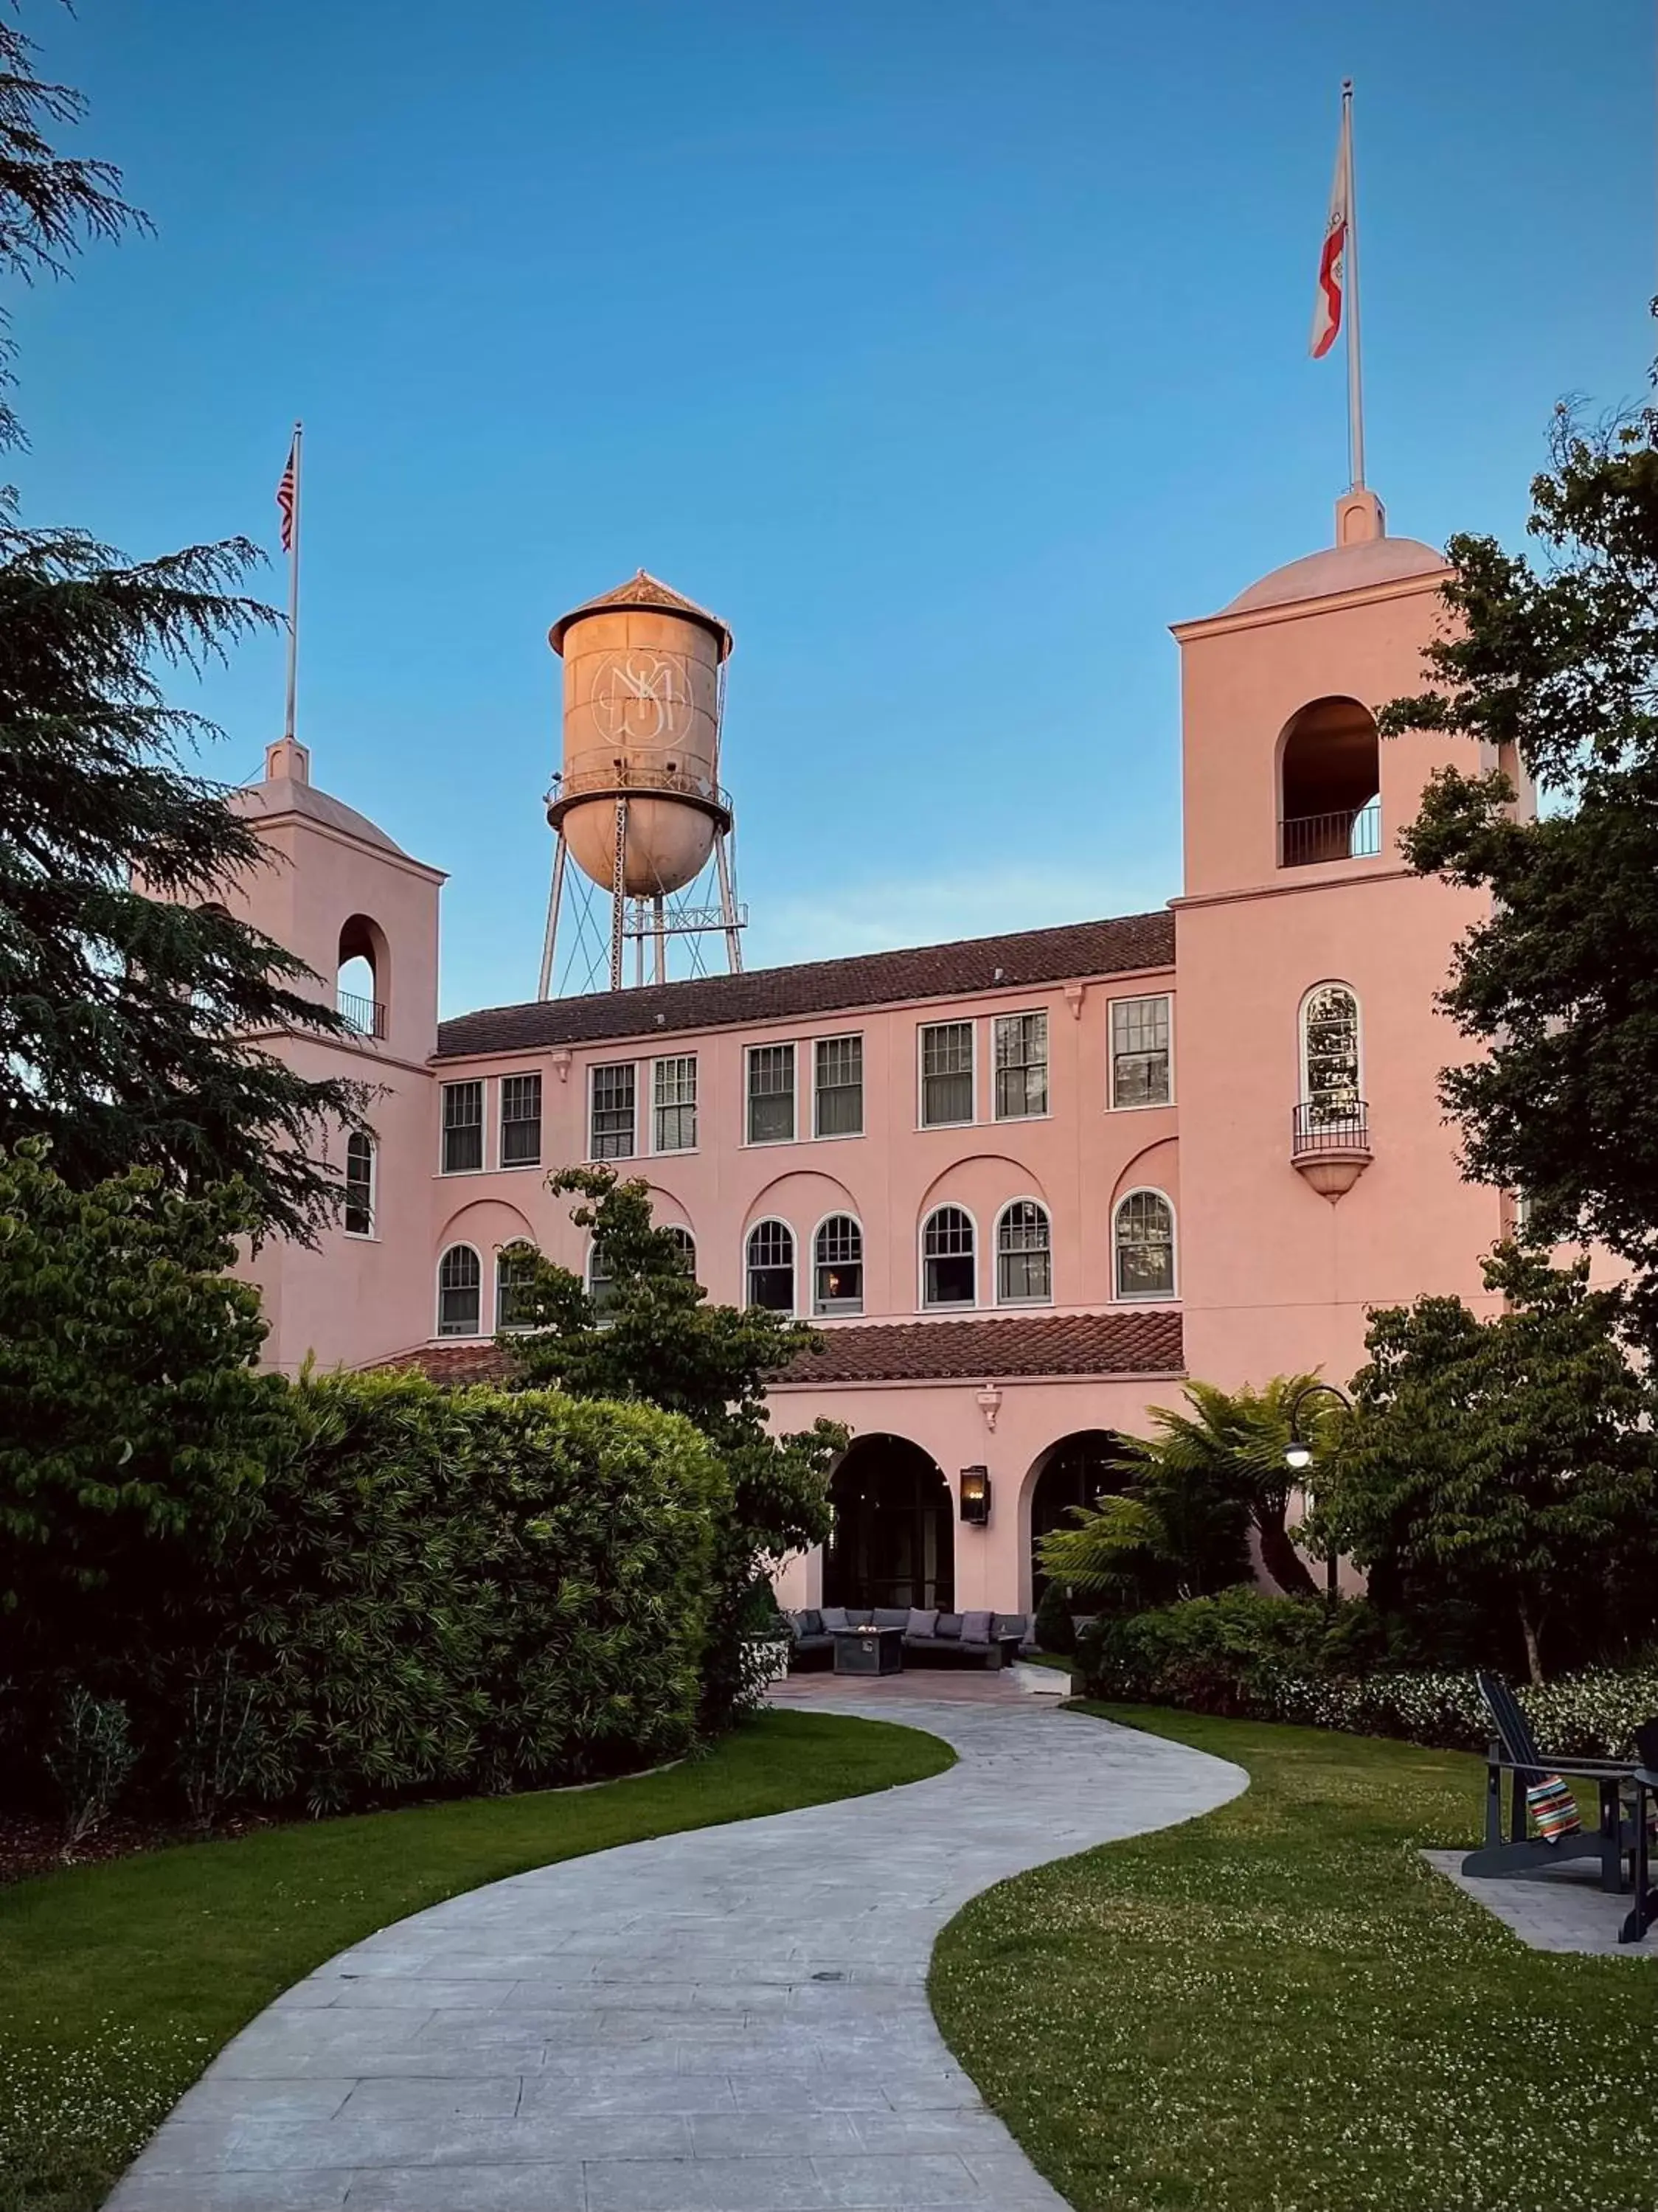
[537,570,746,996]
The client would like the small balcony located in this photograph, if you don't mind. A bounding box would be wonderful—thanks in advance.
[1278,799,1381,869]
[336,988,387,1040]
[1291,1100,1372,1201]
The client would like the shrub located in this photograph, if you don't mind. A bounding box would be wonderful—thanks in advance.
[45,1688,139,1851]
[216,1371,729,1814]
[1033,1582,1078,1657]
[1080,1587,1337,1714]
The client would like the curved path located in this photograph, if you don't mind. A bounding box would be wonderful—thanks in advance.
[107,1690,1244,2212]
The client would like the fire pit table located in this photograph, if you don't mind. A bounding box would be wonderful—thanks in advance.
[831,1625,904,1677]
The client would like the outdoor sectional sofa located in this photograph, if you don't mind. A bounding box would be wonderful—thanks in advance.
[785,1605,1029,1671]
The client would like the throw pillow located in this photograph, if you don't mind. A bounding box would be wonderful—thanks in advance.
[797,1610,823,1636]
[906,1608,940,1639]
[960,1610,995,1644]
[934,1613,962,1638]
[819,1606,851,1633]
[1527,1775,1583,1843]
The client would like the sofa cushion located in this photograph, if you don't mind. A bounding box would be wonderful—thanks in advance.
[796,1609,824,1637]
[993,1614,1027,1641]
[819,1606,851,1633]
[873,1607,909,1630]
[906,1607,940,1639]
[934,1613,962,1639]
[847,1608,874,1627]
[960,1610,994,1645]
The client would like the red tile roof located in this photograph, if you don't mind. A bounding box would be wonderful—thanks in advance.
[367,1308,1182,1391]
[434,911,1173,1062]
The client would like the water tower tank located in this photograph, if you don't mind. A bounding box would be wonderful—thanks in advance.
[547,571,734,899]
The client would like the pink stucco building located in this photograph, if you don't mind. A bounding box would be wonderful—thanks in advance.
[209,489,1524,1619]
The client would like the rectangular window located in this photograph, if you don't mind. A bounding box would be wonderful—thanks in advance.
[653,1055,698,1152]
[499,1073,542,1167]
[814,1034,863,1138]
[1111,995,1172,1109]
[496,1245,540,1331]
[747,1043,796,1144]
[344,1133,375,1237]
[920,1020,975,1127]
[589,1062,636,1159]
[441,1079,484,1173]
[993,1011,1049,1120]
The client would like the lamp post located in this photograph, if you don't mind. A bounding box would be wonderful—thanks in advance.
[1283,1380,1351,1602]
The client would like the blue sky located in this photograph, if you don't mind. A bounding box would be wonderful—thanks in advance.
[14,0,1654,1015]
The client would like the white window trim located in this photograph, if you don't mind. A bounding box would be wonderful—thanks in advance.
[435,1241,485,1338]
[1297,979,1364,1103]
[811,1032,866,1142]
[743,1042,799,1148]
[744,1215,797,1315]
[1111,1186,1179,1304]
[587,1059,639,1164]
[649,1054,699,1158]
[918,1200,979,1312]
[1107,992,1176,1113]
[344,1131,378,1242]
[439,1077,488,1175]
[991,1011,1052,1124]
[916,1018,978,1132]
[993,1195,1054,1307]
[496,1073,544,1174]
[809,1208,866,1318]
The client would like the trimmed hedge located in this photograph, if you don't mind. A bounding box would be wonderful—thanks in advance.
[1078,1589,1658,1759]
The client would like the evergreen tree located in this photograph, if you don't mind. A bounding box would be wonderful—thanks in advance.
[0,11,364,1240]
[1382,367,1658,1332]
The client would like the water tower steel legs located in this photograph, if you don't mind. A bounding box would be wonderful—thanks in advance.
[653,897,667,985]
[609,799,628,994]
[715,829,743,975]
[536,811,746,1001]
[536,836,567,1003]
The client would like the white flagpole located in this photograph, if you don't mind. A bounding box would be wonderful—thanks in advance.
[1342,83,1366,490]
[283,421,304,742]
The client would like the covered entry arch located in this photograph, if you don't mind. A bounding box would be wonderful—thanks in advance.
[1024,1429,1137,1610]
[823,1435,954,1613]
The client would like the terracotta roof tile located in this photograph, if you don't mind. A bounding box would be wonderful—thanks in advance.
[367,1309,1182,1391]
[434,910,1173,1062]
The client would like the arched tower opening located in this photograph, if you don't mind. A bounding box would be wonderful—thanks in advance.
[1277,695,1380,867]
[336,914,389,1038]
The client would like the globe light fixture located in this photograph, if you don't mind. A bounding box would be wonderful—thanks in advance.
[1284,1439,1314,1473]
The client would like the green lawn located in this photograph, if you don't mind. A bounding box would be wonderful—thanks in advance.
[1,1708,951,2212]
[931,1703,1658,2212]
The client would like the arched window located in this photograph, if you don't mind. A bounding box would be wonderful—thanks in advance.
[1114,1191,1175,1301]
[1277,697,1381,867]
[344,1130,375,1238]
[496,1242,540,1332]
[922,1205,975,1308]
[746,1221,795,1313]
[996,1200,1052,1304]
[663,1225,697,1279]
[437,1245,482,1336]
[1300,984,1362,1125]
[336,914,388,1037]
[587,1239,616,1317]
[814,1216,864,1316]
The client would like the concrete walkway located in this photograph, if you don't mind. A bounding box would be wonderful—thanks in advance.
[107,1691,1246,2212]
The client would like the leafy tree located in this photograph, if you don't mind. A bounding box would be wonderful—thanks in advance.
[0,1140,290,1686]
[1381,372,1658,1333]
[1325,1246,1658,1684]
[0,10,365,1239]
[499,1168,839,1728]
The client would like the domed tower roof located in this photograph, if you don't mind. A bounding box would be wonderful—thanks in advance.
[1222,490,1447,613]
[232,738,408,855]
[547,569,733,661]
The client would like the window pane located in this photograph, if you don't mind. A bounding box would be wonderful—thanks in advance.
[814,1035,863,1138]
[993,1012,1048,1119]
[996,1201,1051,1303]
[747,1045,795,1144]
[747,1220,794,1311]
[441,1081,483,1172]
[500,1073,542,1167]
[496,1244,539,1330]
[1111,997,1171,1108]
[814,1214,864,1313]
[590,1063,636,1158]
[1115,1192,1174,1299]
[1303,987,1361,1121]
[437,1245,481,1335]
[920,1023,974,1126]
[344,1132,374,1237]
[653,1056,698,1152]
[922,1206,974,1304]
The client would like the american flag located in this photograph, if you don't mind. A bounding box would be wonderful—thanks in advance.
[275,432,298,553]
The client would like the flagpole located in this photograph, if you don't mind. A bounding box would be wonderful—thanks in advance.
[1342,82,1366,490]
[283,420,303,742]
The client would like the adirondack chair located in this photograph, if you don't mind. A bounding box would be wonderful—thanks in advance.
[1619,1719,1658,1944]
[1460,1672,1637,1893]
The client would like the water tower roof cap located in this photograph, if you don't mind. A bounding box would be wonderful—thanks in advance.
[548,568,732,660]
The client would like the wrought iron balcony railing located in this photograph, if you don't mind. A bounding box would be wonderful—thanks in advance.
[1291,1100,1371,1158]
[1278,800,1381,869]
[336,989,386,1039]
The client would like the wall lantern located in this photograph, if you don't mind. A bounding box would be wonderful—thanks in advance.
[959,1466,992,1526]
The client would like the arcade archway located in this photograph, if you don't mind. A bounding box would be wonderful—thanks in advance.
[824,1436,954,1613]
[1027,1430,1135,1605]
